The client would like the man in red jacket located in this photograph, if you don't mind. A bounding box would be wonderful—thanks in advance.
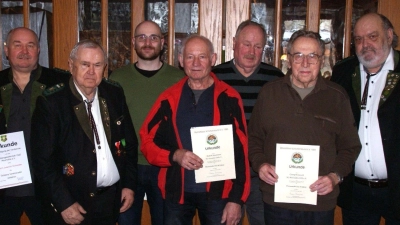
[140,34,250,225]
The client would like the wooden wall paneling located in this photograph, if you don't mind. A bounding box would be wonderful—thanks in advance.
[306,0,320,32]
[53,0,79,70]
[273,0,283,68]
[131,0,145,63]
[101,0,108,77]
[168,0,175,66]
[343,0,353,58]
[225,0,250,62]
[378,0,400,50]
[23,0,29,27]
[199,0,223,65]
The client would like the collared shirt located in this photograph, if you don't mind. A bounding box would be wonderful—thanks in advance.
[355,48,394,179]
[74,83,120,187]
[6,71,35,197]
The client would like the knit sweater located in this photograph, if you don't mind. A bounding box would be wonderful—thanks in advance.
[212,60,284,124]
[110,63,184,165]
[248,74,361,211]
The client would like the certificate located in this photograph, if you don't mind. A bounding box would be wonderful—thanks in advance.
[274,143,319,205]
[190,124,236,183]
[0,131,32,189]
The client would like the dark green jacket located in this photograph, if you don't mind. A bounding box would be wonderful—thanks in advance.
[0,65,70,197]
[331,51,400,219]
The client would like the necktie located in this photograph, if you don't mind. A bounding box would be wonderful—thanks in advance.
[85,99,101,149]
[360,72,377,110]
[360,65,384,110]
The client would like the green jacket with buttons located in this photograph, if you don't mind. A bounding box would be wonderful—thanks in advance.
[0,65,70,133]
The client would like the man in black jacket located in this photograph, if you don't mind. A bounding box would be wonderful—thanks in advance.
[31,40,137,225]
[0,27,70,225]
[331,13,400,224]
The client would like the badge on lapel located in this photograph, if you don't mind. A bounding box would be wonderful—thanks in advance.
[115,139,126,156]
[63,163,74,176]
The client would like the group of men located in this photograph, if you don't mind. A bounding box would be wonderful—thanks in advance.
[0,12,398,225]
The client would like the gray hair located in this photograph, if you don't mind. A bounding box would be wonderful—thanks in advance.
[287,30,325,55]
[235,20,267,46]
[179,34,214,55]
[69,39,107,62]
[378,14,398,48]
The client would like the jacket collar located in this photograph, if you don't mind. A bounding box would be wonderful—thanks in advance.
[69,78,112,148]
[352,49,400,107]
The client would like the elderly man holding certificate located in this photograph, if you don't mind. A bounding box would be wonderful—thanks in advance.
[248,30,361,225]
[140,34,250,225]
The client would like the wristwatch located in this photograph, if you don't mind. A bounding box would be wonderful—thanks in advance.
[331,172,343,184]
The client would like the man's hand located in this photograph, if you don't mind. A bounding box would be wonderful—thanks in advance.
[173,149,203,170]
[61,202,86,225]
[120,188,134,212]
[258,163,278,185]
[221,202,241,225]
[309,173,336,195]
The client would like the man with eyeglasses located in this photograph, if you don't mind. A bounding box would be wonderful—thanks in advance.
[248,30,361,225]
[331,13,400,225]
[110,20,184,225]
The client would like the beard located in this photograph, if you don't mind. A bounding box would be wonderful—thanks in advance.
[135,45,161,61]
[357,44,390,71]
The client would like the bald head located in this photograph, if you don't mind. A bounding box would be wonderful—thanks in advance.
[134,21,162,36]
[6,27,39,47]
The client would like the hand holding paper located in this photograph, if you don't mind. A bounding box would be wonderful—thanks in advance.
[173,149,203,170]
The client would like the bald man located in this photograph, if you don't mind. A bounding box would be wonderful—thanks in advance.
[110,21,184,225]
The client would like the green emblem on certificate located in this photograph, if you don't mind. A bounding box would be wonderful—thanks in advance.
[206,134,218,145]
[292,152,303,164]
[0,135,7,142]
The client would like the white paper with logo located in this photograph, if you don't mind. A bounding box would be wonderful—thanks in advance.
[274,143,319,205]
[190,125,236,183]
[0,131,32,189]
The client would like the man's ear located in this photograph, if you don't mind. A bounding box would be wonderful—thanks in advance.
[4,45,9,58]
[387,28,394,45]
[68,58,74,73]
[178,54,184,68]
[211,53,217,66]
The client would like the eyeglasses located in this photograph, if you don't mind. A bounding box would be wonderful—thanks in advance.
[134,34,162,42]
[288,53,321,64]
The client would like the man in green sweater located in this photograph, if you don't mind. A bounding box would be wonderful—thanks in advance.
[110,20,184,225]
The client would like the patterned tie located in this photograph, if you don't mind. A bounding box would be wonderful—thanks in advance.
[360,72,377,110]
[361,64,384,110]
[85,99,101,149]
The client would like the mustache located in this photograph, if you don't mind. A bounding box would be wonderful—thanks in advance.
[361,47,376,54]
[141,45,155,50]
[16,53,32,60]
[244,54,256,59]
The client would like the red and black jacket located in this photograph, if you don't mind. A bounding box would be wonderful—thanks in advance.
[140,72,250,205]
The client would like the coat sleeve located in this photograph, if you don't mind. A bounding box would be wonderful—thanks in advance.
[139,97,179,167]
[31,95,75,213]
[229,95,250,205]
